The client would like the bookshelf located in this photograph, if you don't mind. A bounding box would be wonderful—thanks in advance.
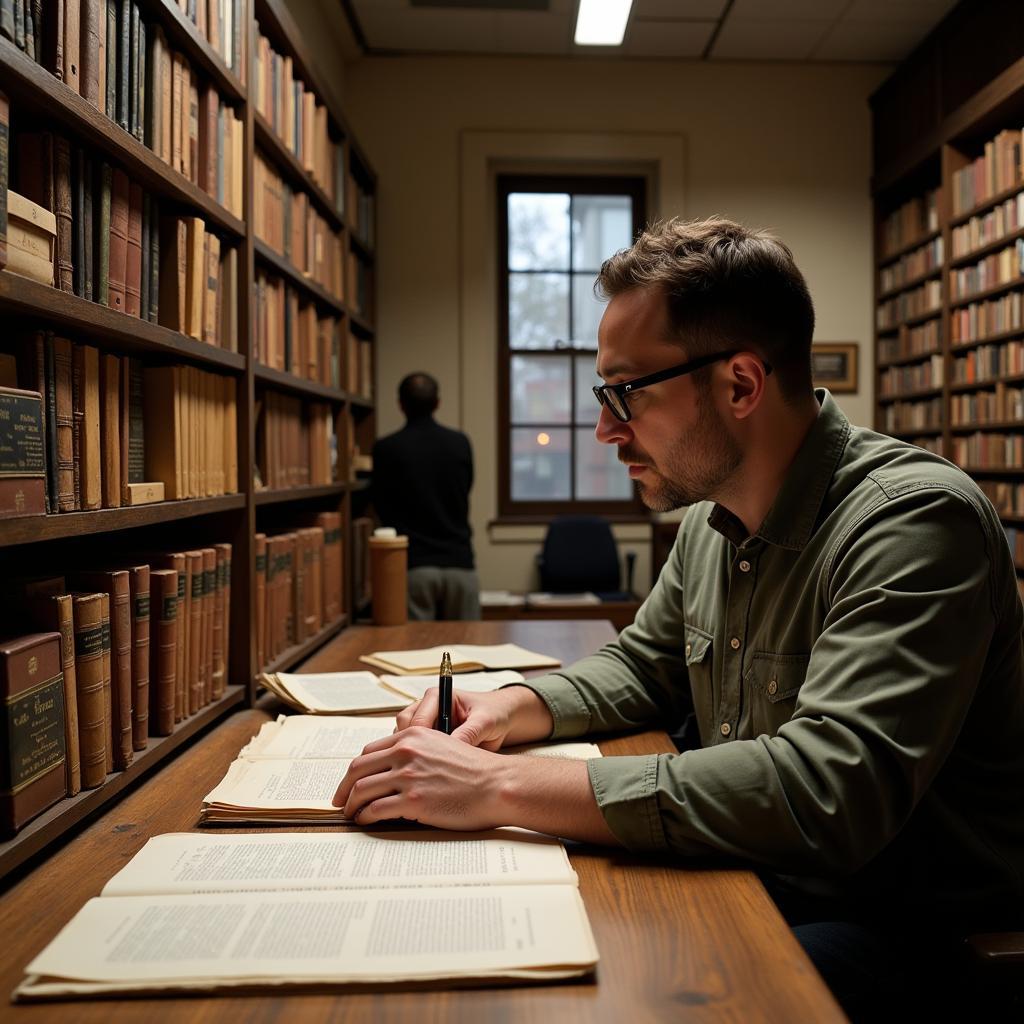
[871,7,1024,592]
[0,0,376,882]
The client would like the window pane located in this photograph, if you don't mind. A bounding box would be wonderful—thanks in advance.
[511,356,570,424]
[574,355,602,425]
[575,428,632,500]
[511,428,570,500]
[508,193,570,271]
[570,273,605,349]
[572,195,633,271]
[509,272,569,350]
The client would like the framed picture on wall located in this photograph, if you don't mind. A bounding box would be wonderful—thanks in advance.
[811,343,858,394]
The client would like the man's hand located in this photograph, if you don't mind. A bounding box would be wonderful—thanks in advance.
[395,683,555,750]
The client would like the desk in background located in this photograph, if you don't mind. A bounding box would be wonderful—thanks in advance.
[480,595,643,631]
[1,621,844,1022]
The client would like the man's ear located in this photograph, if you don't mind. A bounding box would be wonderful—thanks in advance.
[726,354,768,421]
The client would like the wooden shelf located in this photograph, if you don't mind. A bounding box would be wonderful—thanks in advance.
[0,494,246,548]
[349,310,375,335]
[876,308,942,332]
[950,372,1024,392]
[876,229,941,267]
[958,466,1024,476]
[254,239,346,315]
[951,327,1024,352]
[348,392,374,410]
[254,363,347,402]
[261,615,349,676]
[949,225,1024,269]
[254,483,348,506]
[877,267,943,302]
[877,347,943,369]
[949,277,1023,309]
[950,420,1024,433]
[949,181,1024,229]
[0,272,246,371]
[253,113,344,231]
[0,38,245,239]
[0,686,245,883]
[1000,513,1024,526]
[888,426,943,437]
[350,231,375,261]
[877,385,944,403]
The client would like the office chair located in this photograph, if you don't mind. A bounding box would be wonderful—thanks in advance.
[536,515,636,601]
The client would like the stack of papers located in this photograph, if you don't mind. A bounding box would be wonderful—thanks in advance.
[261,670,412,714]
[527,592,602,606]
[360,643,560,676]
[380,669,526,701]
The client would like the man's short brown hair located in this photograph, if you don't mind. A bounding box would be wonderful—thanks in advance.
[597,217,815,402]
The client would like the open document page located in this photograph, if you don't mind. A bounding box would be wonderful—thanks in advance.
[360,643,560,676]
[240,715,396,760]
[261,671,412,714]
[379,670,525,701]
[16,885,598,998]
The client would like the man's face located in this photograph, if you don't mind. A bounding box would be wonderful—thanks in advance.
[594,288,742,512]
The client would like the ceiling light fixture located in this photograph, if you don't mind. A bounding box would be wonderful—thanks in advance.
[574,0,633,46]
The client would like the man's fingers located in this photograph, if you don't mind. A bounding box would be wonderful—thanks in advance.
[354,794,408,826]
[407,688,441,728]
[331,746,395,806]
[343,771,399,821]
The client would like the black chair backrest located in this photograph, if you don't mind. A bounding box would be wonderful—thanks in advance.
[539,516,621,594]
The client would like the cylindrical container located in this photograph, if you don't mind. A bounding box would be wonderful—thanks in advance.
[369,529,408,626]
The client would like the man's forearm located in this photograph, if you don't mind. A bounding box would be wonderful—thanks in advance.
[501,684,558,745]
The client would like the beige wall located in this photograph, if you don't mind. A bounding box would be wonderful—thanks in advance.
[341,55,889,595]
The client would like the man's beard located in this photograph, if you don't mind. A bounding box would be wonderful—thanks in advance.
[621,389,741,512]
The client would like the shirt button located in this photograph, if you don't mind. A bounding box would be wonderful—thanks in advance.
[720,722,731,737]
[730,637,741,650]
[738,559,751,573]
[685,643,692,657]
[767,679,778,695]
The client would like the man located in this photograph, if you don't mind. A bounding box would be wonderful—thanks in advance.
[337,218,1024,1017]
[372,372,479,620]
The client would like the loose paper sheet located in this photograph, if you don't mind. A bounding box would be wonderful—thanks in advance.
[241,716,396,760]
[380,670,525,701]
[270,671,411,713]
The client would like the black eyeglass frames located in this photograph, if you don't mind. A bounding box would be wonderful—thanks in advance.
[592,350,773,423]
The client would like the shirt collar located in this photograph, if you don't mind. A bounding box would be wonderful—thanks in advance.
[707,389,851,551]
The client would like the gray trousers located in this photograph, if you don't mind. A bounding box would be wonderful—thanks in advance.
[407,567,481,621]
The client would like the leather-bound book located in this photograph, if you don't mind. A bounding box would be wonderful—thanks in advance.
[63,0,80,94]
[52,335,75,512]
[157,28,171,164]
[316,511,342,621]
[201,547,215,704]
[142,365,180,498]
[0,386,46,519]
[154,553,185,722]
[149,568,177,735]
[23,583,80,797]
[147,193,159,323]
[98,591,111,771]
[99,352,121,508]
[116,0,129,131]
[0,91,7,270]
[118,351,128,503]
[0,3,12,42]
[81,151,93,299]
[70,592,105,787]
[97,0,106,112]
[204,230,219,344]
[70,570,131,770]
[144,20,157,150]
[75,345,101,509]
[309,527,323,635]
[220,245,237,352]
[127,1,138,137]
[171,51,183,174]
[158,215,185,332]
[104,0,116,119]
[292,529,306,644]
[124,182,142,317]
[95,161,111,304]
[184,215,204,339]
[53,135,73,292]
[13,0,23,51]
[72,147,85,298]
[107,167,128,312]
[215,542,231,691]
[43,333,58,513]
[188,79,198,183]
[126,564,149,750]
[209,545,224,700]
[140,193,150,318]
[81,0,100,107]
[135,18,145,144]
[126,357,144,484]
[42,0,63,80]
[255,532,266,671]
[0,632,66,837]
[197,83,215,194]
[71,340,81,508]
[185,550,203,714]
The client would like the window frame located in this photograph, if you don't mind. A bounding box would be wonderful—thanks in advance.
[496,173,648,519]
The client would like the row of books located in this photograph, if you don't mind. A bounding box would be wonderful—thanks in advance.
[950,290,1022,344]
[350,514,373,610]
[880,397,942,433]
[878,188,940,261]
[876,279,942,330]
[254,514,343,670]
[253,269,342,386]
[348,330,372,400]
[255,390,334,491]
[0,548,231,834]
[254,26,344,215]
[878,235,943,295]
[172,0,247,79]
[877,320,942,364]
[347,171,374,247]
[951,128,1024,217]
[948,239,1024,302]
[950,382,1024,426]
[977,479,1024,519]
[878,354,944,397]
[951,191,1024,260]
[254,153,344,302]
[1003,525,1024,566]
[348,248,371,317]
[950,432,1024,470]
[912,436,943,456]
[952,340,1024,384]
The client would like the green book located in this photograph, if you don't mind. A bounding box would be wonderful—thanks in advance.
[96,163,111,305]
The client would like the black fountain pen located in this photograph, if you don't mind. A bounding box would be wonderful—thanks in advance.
[437,651,453,735]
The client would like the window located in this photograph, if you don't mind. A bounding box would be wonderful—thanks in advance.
[497,174,647,517]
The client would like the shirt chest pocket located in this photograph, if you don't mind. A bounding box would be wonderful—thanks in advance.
[684,624,715,726]
[744,652,810,738]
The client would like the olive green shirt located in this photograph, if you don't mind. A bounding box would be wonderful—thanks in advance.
[525,391,1024,924]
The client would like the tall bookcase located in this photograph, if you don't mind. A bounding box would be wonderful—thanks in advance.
[0,0,376,881]
[871,4,1024,592]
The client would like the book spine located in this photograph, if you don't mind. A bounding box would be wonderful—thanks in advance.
[255,532,265,671]
[70,592,106,788]
[211,544,224,697]
[117,0,129,131]
[72,146,86,298]
[128,1,138,138]
[82,151,93,300]
[81,0,101,107]
[109,572,132,768]
[0,91,7,270]
[99,590,112,772]
[71,341,82,510]
[187,550,202,714]
[79,345,101,509]
[53,335,75,512]
[99,352,121,507]
[140,191,150,319]
[96,162,111,304]
[127,357,144,483]
[148,194,159,323]
[125,181,143,317]
[150,569,177,735]
[202,547,214,703]
[128,565,149,750]
[43,332,58,514]
[107,167,128,311]
[63,0,81,93]
[104,0,116,120]
[174,555,186,720]
[53,135,74,292]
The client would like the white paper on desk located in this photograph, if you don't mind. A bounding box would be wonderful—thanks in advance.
[379,670,525,701]
[102,830,579,896]
[273,671,411,713]
[504,742,603,760]
[241,715,397,760]
[23,885,598,985]
[203,757,350,810]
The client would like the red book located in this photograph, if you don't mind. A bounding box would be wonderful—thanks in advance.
[125,183,143,317]
[107,168,129,312]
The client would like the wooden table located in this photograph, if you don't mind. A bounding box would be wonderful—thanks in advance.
[481,599,642,632]
[0,621,845,1022]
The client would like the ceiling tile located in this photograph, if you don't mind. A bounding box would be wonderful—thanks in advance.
[812,17,939,61]
[633,0,729,18]
[729,0,847,18]
[356,3,499,51]
[496,11,574,53]
[624,19,717,57]
[844,0,957,22]
[711,18,834,60]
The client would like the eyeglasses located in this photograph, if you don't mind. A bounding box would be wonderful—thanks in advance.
[592,350,772,423]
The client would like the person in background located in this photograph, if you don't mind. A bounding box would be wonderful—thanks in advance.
[372,372,480,620]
